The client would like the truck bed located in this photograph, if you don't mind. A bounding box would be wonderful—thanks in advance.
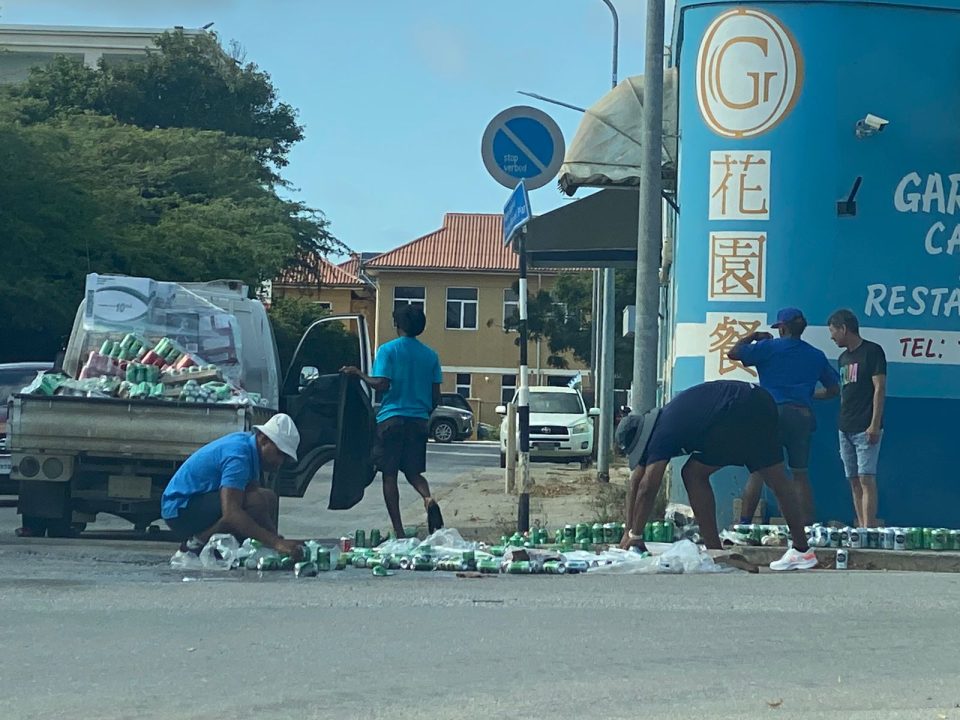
[10,394,274,461]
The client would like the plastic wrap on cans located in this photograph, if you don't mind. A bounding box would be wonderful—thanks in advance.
[893,528,907,551]
[849,528,863,549]
[881,528,896,550]
[542,561,566,574]
[257,556,281,571]
[563,559,590,574]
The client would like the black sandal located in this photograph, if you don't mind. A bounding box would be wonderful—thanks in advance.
[427,501,444,533]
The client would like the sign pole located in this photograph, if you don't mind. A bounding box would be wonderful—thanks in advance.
[516,228,531,532]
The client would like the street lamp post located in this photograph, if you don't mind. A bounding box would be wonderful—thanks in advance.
[596,0,618,483]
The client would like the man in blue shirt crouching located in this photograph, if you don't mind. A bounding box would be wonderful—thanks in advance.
[161,413,305,558]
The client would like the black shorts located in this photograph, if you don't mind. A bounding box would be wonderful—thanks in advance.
[373,416,428,477]
[165,491,222,540]
[778,403,815,470]
[694,386,783,473]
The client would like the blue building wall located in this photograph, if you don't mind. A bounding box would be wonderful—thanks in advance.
[669,0,960,526]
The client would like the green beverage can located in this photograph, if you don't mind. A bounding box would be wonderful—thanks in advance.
[335,555,348,570]
[554,529,563,544]
[500,535,509,546]
[315,548,331,571]
[575,523,590,542]
[931,528,948,551]
[339,551,354,565]
[542,561,566,575]
[413,557,434,571]
[923,528,933,550]
[370,529,382,547]
[950,530,960,551]
[592,523,604,545]
[908,527,920,550]
[644,522,654,541]
[663,521,676,543]
[579,540,592,551]
[355,529,366,549]
[461,550,475,566]
[371,564,389,577]
[488,545,506,557]
[257,556,280,571]
[477,559,500,574]
[507,561,532,574]
[352,555,367,569]
[602,522,616,544]
[279,555,295,571]
[750,524,765,544]
[563,524,576,541]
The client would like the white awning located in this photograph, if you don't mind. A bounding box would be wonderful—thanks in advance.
[557,69,678,196]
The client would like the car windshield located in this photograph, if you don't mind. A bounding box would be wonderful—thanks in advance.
[0,368,45,403]
[440,394,471,412]
[528,392,584,415]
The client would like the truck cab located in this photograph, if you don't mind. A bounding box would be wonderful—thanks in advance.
[11,277,376,536]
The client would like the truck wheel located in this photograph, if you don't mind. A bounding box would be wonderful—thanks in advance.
[16,516,48,538]
[45,519,78,538]
[431,420,456,444]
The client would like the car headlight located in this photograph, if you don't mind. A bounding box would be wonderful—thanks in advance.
[570,422,590,435]
[458,411,473,420]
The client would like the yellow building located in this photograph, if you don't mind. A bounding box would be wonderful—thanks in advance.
[364,213,590,428]
[273,252,377,336]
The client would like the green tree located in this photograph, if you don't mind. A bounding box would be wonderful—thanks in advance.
[267,296,361,378]
[508,270,637,386]
[14,31,302,178]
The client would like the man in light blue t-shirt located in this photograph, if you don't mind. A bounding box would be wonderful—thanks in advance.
[342,304,444,537]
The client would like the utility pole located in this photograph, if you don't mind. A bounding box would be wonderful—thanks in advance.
[632,0,665,414]
[596,0,619,482]
[516,228,531,532]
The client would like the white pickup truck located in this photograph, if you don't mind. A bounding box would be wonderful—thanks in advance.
[9,278,375,537]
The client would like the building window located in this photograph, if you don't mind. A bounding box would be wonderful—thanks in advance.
[456,373,471,399]
[394,286,425,313]
[313,301,332,311]
[446,288,478,330]
[503,288,519,330]
[500,374,516,404]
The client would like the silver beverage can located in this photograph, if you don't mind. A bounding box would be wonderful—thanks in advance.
[829,528,842,548]
[835,548,848,570]
[849,528,862,549]
[893,528,907,551]
[840,527,851,547]
[881,528,896,550]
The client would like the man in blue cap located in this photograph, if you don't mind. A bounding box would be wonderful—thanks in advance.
[727,307,840,525]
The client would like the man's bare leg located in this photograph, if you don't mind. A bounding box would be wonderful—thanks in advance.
[382,474,405,537]
[739,472,764,523]
[859,474,878,527]
[624,466,641,535]
[756,462,809,552]
[681,459,722,549]
[244,487,279,534]
[793,469,815,525]
[404,472,435,513]
[848,476,865,526]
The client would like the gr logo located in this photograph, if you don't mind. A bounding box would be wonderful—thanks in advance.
[697,8,804,138]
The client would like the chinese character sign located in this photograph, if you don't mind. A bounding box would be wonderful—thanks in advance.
[709,151,771,220]
[709,232,767,301]
[705,312,767,381]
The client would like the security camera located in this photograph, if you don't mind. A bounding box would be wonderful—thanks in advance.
[856,114,889,138]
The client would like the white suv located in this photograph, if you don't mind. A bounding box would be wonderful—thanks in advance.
[496,386,600,468]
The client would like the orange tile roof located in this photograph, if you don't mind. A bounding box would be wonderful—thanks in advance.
[366,213,523,273]
[276,251,364,287]
[337,255,360,279]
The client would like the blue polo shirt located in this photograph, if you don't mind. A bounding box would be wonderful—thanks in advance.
[735,337,840,408]
[161,432,260,519]
[372,336,443,422]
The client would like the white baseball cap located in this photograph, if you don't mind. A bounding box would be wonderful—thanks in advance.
[254,413,300,462]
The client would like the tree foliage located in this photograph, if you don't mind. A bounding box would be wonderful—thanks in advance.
[1,32,336,362]
[507,270,637,385]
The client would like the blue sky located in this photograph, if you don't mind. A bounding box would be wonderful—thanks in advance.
[2,0,672,258]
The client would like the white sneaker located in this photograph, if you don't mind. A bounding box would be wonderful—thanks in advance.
[769,547,817,571]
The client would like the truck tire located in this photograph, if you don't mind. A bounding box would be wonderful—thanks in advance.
[16,516,47,538]
[46,519,81,538]
[431,419,456,444]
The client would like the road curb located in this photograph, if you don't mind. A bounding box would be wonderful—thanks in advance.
[739,546,960,573]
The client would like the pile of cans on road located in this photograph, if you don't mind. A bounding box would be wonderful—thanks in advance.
[732,524,960,552]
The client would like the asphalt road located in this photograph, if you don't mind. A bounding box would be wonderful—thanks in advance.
[2,444,959,719]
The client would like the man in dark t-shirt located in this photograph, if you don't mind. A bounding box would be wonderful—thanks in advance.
[828,309,887,527]
[615,380,816,571]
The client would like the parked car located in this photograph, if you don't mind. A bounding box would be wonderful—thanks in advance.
[1,362,53,494]
[429,392,474,443]
[496,386,600,468]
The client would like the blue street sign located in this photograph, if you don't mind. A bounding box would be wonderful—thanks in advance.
[482,106,565,191]
[503,180,532,247]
